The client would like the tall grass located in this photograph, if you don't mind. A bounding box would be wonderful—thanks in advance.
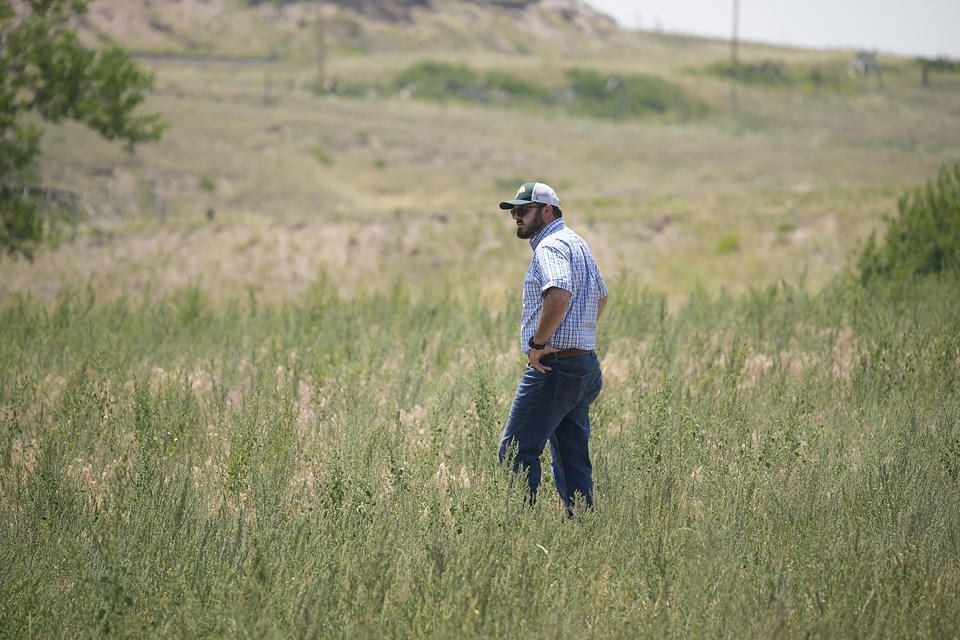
[1,272,958,638]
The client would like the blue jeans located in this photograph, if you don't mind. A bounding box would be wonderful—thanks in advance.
[498,352,602,509]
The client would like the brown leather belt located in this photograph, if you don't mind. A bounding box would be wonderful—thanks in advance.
[542,348,594,360]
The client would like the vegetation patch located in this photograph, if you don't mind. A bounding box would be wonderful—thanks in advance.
[858,163,960,283]
[703,57,912,91]
[310,146,335,166]
[1,263,958,637]
[386,60,705,119]
[915,56,960,87]
[707,60,792,86]
[715,233,741,254]
[394,61,479,101]
[564,68,707,119]
[483,70,552,105]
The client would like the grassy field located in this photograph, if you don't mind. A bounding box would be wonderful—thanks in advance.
[2,2,960,637]
[2,273,959,637]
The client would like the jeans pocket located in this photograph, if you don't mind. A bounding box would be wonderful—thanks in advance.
[519,366,547,394]
[554,371,586,410]
[583,370,602,406]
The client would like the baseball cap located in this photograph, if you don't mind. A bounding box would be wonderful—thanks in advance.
[499,182,561,210]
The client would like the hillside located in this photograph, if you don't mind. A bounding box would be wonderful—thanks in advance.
[5,0,960,306]
[77,0,621,58]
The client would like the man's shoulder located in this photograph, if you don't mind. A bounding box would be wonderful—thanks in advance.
[536,231,574,254]
[540,225,588,249]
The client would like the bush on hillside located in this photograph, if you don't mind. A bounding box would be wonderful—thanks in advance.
[705,59,896,91]
[390,61,706,120]
[484,71,551,104]
[394,63,550,104]
[394,61,478,100]
[858,163,960,283]
[565,69,706,119]
[708,60,791,86]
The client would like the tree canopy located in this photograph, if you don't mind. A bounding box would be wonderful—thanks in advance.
[1,0,165,258]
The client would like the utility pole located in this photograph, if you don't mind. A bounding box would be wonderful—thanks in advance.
[731,0,740,66]
[315,2,327,91]
[729,0,740,115]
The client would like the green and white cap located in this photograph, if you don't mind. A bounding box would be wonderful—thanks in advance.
[499,182,561,210]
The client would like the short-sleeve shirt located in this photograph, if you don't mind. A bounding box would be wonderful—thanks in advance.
[521,218,607,353]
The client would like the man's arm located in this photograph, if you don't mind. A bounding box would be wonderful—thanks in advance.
[597,295,607,321]
[528,287,571,373]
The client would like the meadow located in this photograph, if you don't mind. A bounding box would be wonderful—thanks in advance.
[3,2,960,636]
[2,270,959,638]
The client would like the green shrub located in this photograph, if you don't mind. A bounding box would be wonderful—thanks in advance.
[707,60,791,86]
[311,146,334,166]
[394,61,478,100]
[715,233,741,254]
[858,163,960,283]
[565,69,705,119]
[393,63,549,105]
[483,71,551,104]
[0,186,44,259]
[704,60,860,91]
[316,77,372,97]
[807,67,828,87]
[389,62,706,120]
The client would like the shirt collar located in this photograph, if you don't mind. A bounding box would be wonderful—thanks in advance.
[529,218,565,251]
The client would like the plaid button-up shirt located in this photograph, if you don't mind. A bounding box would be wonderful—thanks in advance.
[521,218,607,353]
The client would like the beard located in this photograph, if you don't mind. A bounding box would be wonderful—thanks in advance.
[516,207,546,239]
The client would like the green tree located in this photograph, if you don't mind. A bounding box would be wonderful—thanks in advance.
[858,163,960,283]
[1,0,165,258]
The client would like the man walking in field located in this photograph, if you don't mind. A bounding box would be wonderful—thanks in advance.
[498,181,607,512]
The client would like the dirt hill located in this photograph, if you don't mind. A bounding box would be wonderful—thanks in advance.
[77,0,620,58]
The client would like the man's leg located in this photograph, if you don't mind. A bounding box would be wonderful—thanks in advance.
[499,367,564,500]
[550,406,593,508]
[548,434,568,501]
[550,362,602,509]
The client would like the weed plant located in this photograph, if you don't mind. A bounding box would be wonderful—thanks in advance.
[1,265,958,638]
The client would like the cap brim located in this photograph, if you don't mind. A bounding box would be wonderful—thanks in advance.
[499,199,534,209]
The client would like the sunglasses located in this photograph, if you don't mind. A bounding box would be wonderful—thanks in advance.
[510,204,542,218]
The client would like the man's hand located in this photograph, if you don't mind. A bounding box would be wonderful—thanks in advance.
[528,345,559,373]
[527,287,570,372]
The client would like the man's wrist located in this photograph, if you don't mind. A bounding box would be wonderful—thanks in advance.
[528,336,547,350]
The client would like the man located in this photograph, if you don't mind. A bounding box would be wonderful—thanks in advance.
[497,181,607,512]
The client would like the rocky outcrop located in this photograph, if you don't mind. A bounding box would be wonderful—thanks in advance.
[322,0,433,22]
[79,0,620,56]
[248,0,577,24]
